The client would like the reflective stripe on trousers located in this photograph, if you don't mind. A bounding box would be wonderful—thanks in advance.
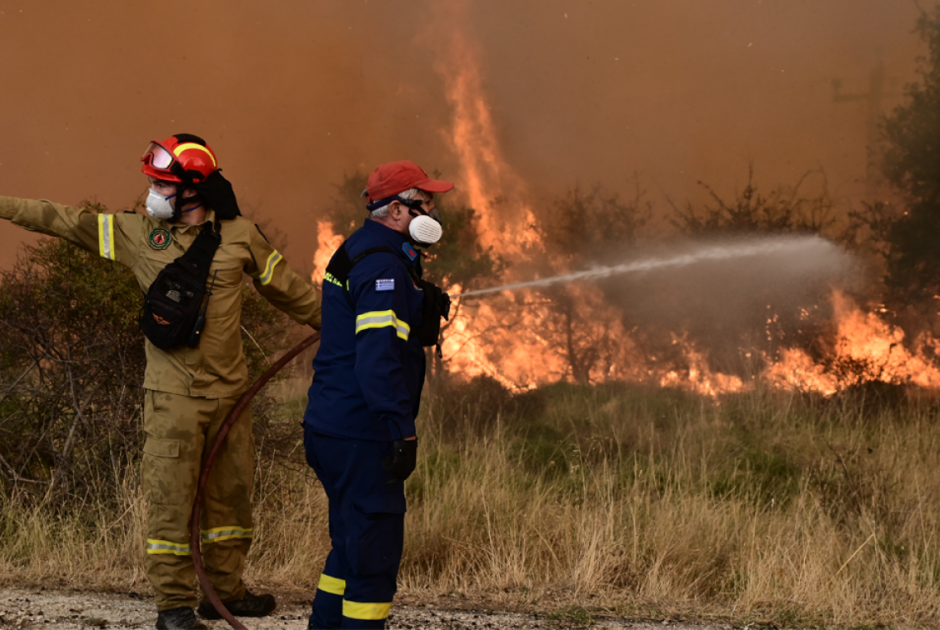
[306,428,405,629]
[146,539,191,556]
[143,390,255,611]
[201,525,254,544]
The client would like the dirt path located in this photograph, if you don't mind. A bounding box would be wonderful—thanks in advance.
[0,586,732,630]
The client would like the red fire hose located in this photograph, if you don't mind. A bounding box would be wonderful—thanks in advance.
[189,332,320,630]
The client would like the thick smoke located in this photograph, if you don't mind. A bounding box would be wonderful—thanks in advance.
[0,0,923,273]
[599,236,861,371]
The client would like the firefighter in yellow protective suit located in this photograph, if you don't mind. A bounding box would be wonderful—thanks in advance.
[0,134,320,630]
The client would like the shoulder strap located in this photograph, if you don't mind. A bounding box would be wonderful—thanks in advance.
[354,245,398,263]
[324,240,400,288]
[175,221,222,276]
[324,240,406,309]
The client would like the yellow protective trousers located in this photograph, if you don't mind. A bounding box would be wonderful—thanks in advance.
[142,390,254,611]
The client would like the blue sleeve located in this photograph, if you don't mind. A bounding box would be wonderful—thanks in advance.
[349,255,417,440]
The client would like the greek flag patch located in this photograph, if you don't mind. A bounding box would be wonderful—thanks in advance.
[375,278,395,291]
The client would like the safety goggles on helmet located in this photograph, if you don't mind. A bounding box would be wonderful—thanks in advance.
[141,142,176,170]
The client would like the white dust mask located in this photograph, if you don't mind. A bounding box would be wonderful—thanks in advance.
[409,214,442,246]
[146,188,177,220]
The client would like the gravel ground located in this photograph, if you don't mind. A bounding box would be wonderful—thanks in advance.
[0,586,735,630]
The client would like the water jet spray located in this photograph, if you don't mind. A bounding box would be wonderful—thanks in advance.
[452,235,850,298]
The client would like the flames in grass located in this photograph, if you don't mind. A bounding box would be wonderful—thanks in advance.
[761,293,940,395]
[313,4,940,397]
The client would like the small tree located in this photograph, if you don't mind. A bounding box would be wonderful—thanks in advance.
[876,5,940,324]
[649,167,851,376]
[533,182,652,383]
[539,182,652,263]
[0,225,145,507]
[670,166,842,238]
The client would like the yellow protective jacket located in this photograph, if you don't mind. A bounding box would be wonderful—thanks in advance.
[0,196,320,398]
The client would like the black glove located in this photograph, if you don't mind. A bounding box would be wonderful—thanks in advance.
[382,438,418,484]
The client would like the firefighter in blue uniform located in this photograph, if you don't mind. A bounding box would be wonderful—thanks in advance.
[303,160,454,629]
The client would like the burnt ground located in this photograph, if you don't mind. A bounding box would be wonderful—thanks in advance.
[0,586,735,630]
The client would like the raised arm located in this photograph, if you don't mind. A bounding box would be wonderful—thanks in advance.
[245,223,321,329]
[0,196,140,266]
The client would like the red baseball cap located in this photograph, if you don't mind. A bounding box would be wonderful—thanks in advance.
[364,160,454,202]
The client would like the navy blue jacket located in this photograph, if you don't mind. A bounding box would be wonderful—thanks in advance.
[304,220,426,441]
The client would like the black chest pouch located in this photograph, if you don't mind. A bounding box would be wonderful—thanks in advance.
[140,222,221,350]
[325,241,450,348]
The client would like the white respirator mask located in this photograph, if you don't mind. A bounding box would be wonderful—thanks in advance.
[409,213,443,246]
[146,188,178,220]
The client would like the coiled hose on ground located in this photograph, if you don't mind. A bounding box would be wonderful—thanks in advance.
[189,332,320,630]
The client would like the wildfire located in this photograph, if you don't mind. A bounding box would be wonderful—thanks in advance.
[428,4,757,395]
[308,9,940,398]
[762,291,940,394]
[312,220,344,286]
[434,0,536,254]
[659,341,746,397]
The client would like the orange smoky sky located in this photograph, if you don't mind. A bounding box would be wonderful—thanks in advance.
[0,0,925,271]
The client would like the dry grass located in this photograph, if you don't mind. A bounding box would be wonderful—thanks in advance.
[0,471,148,591]
[3,379,940,627]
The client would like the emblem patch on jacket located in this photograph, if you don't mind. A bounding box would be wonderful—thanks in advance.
[402,242,417,260]
[149,228,171,250]
[375,278,395,291]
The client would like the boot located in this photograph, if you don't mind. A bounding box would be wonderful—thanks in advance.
[155,607,208,630]
[197,589,277,619]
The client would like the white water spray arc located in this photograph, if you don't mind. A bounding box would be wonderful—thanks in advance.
[452,235,850,298]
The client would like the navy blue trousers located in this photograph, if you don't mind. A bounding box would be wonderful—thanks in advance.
[304,426,406,630]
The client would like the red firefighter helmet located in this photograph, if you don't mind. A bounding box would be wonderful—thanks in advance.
[140,134,219,184]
